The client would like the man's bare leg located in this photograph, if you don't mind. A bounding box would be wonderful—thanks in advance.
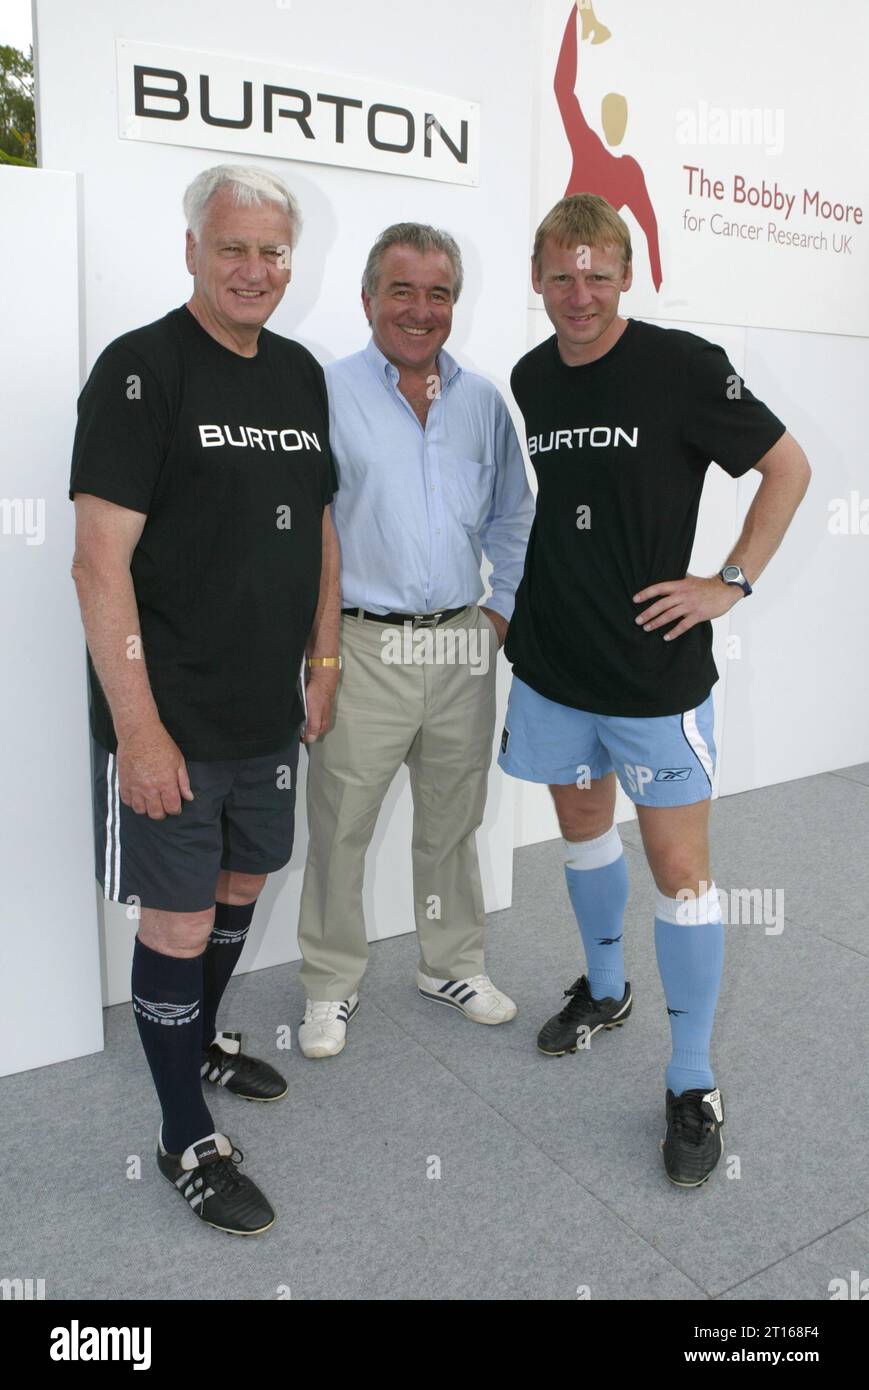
[549,770,616,842]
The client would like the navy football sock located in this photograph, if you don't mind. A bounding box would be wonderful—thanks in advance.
[200,901,256,1049]
[131,938,214,1155]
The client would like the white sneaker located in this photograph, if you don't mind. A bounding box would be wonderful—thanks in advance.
[416,971,517,1024]
[298,994,359,1058]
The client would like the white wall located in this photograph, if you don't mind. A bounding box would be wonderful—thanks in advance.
[721,327,869,792]
[0,167,104,1075]
[34,0,535,1003]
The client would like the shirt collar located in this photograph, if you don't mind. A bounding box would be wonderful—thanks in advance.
[363,334,461,390]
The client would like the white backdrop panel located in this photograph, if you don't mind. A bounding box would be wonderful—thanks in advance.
[0,168,104,1074]
[531,0,869,335]
[720,328,869,792]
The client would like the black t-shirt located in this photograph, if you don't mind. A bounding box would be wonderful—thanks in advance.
[505,320,786,717]
[69,305,337,759]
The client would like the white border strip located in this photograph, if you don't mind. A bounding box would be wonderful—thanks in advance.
[682,707,714,787]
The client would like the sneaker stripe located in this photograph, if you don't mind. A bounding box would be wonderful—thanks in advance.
[439,981,457,994]
[448,982,467,998]
[457,989,478,1004]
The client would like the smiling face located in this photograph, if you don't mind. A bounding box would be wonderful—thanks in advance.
[185,186,293,349]
[532,236,632,365]
[362,244,455,375]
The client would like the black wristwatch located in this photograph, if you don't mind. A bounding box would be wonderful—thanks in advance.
[719,564,752,597]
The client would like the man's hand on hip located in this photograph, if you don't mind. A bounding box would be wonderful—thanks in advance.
[479,606,508,650]
[633,574,741,641]
[117,721,194,819]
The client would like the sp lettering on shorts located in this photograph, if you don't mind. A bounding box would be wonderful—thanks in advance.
[655,767,692,782]
[500,726,510,755]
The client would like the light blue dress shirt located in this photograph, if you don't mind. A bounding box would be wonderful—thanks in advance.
[325,337,535,621]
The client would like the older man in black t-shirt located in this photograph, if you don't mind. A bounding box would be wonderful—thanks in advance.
[69,164,340,1235]
[499,193,811,1187]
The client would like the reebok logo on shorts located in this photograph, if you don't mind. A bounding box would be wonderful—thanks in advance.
[655,767,692,781]
[133,996,200,1026]
[500,726,510,755]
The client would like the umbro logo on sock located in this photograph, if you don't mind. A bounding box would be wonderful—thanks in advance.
[667,1007,687,1016]
[133,996,200,1025]
[209,926,249,945]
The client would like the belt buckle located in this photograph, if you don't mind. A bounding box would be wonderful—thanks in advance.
[412,611,442,629]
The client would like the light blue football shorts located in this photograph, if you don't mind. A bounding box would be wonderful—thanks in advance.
[497,676,715,807]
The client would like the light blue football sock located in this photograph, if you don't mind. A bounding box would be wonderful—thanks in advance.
[654,884,724,1096]
[563,826,629,1002]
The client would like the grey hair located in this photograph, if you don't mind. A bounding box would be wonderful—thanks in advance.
[183,164,302,246]
[362,223,464,302]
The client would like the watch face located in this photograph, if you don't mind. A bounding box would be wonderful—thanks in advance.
[722,565,741,582]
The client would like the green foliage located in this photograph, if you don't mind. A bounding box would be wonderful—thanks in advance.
[0,44,36,166]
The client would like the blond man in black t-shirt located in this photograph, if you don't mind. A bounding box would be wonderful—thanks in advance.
[499,193,811,1187]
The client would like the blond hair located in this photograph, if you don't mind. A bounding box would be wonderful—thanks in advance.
[532,194,631,275]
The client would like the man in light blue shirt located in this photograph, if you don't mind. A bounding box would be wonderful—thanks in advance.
[297,222,534,1058]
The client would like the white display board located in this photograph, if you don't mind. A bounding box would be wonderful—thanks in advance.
[115,39,480,185]
[531,0,869,336]
[0,168,104,1075]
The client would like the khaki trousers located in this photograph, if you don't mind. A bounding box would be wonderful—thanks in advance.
[298,605,498,999]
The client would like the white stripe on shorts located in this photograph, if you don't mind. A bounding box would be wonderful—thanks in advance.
[104,753,121,900]
[682,707,714,787]
[112,757,121,898]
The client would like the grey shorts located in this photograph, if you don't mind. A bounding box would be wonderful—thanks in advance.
[91,732,301,913]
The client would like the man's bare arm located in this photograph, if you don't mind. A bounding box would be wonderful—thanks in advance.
[634,430,811,638]
[71,493,192,818]
[725,430,812,583]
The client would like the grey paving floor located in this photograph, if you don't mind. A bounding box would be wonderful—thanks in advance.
[2,765,868,1301]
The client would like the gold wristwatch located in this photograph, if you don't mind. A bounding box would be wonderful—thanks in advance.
[307,656,342,669]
